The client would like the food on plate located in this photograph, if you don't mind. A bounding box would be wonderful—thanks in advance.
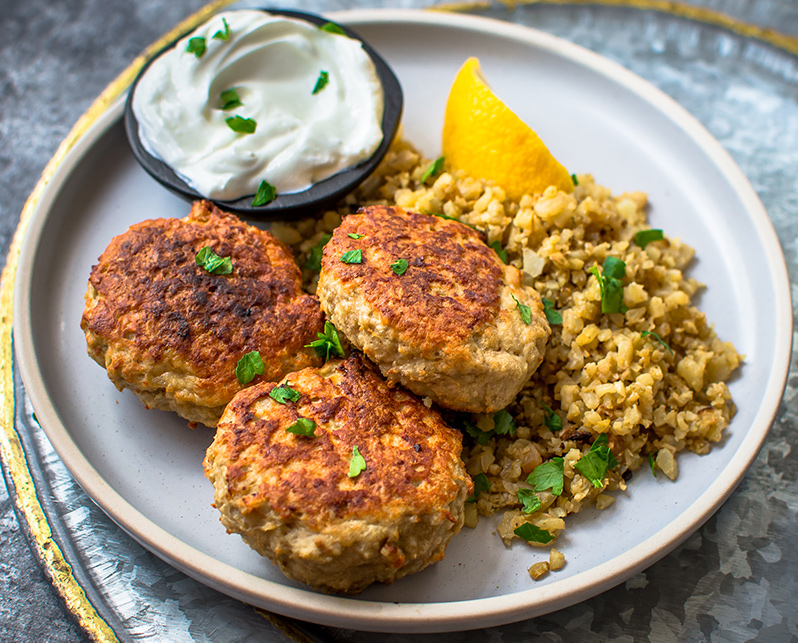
[315,204,551,413]
[289,133,741,558]
[131,10,384,202]
[81,200,324,427]
[442,57,573,201]
[92,37,741,588]
[278,57,740,558]
[204,353,471,593]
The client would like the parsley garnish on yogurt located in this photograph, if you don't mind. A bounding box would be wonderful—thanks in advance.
[320,22,346,35]
[220,88,242,110]
[225,115,257,134]
[312,70,330,95]
[252,180,276,206]
[212,17,231,41]
[236,351,264,385]
[185,37,206,58]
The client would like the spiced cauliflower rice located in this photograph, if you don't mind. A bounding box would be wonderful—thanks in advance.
[271,138,742,564]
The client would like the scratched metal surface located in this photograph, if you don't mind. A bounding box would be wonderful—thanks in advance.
[2,0,797,640]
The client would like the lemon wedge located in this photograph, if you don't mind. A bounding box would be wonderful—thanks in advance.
[442,57,573,200]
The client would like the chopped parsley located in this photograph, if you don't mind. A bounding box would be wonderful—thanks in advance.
[542,298,562,325]
[306,321,345,362]
[517,488,541,514]
[340,249,362,264]
[269,383,301,404]
[235,351,264,385]
[305,233,331,271]
[420,155,445,184]
[220,88,242,110]
[347,233,364,239]
[589,256,628,314]
[462,409,516,444]
[252,180,276,206]
[463,420,492,445]
[286,417,316,437]
[467,472,490,503]
[489,240,508,264]
[348,446,366,477]
[642,330,674,354]
[493,409,517,436]
[527,457,564,496]
[540,401,562,433]
[212,17,231,41]
[634,229,664,249]
[514,523,554,544]
[511,294,532,325]
[422,209,478,231]
[226,115,257,134]
[603,256,625,279]
[186,37,206,58]
[571,173,579,186]
[312,70,330,95]
[195,246,232,275]
[391,258,409,276]
[574,434,619,488]
[649,452,658,477]
[320,22,346,35]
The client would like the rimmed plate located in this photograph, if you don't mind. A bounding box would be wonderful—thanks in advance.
[12,9,791,633]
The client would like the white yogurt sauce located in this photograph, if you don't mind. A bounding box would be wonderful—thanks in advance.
[132,11,384,200]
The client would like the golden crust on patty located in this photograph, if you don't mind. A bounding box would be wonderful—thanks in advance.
[81,200,324,427]
[204,354,471,593]
[316,205,551,413]
[328,205,504,348]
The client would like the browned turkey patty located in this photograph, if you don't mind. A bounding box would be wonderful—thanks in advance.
[316,205,551,413]
[204,354,471,593]
[81,200,324,427]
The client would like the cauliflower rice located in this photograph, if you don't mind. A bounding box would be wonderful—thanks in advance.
[274,138,742,563]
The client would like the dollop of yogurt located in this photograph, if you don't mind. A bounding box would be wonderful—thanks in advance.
[132,11,384,200]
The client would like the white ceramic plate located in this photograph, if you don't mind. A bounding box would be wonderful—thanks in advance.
[13,9,791,633]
